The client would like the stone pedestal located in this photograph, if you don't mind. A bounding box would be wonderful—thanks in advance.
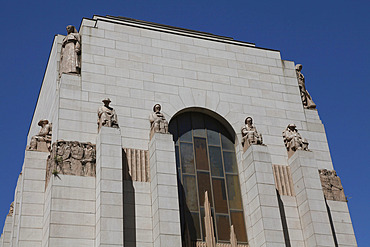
[95,127,124,247]
[240,145,285,247]
[289,150,336,247]
[149,133,181,247]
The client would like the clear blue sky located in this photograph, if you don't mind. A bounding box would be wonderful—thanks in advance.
[0,0,369,244]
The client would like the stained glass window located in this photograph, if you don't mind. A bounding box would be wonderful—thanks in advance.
[169,112,248,244]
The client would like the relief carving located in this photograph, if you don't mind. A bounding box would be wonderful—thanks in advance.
[283,124,309,158]
[46,140,96,185]
[295,64,316,109]
[98,98,119,132]
[319,169,346,202]
[60,25,81,76]
[27,119,52,152]
[149,104,168,139]
[241,117,263,152]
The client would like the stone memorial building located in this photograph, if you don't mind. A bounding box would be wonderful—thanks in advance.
[0,15,357,247]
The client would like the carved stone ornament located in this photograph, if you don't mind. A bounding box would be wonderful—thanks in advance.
[27,119,52,152]
[46,140,96,185]
[241,117,263,152]
[283,124,309,158]
[8,202,14,216]
[97,98,119,132]
[319,169,346,202]
[60,25,81,76]
[149,104,169,139]
[204,191,216,247]
[295,64,316,109]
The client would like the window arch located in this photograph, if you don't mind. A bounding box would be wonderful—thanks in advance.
[169,111,247,245]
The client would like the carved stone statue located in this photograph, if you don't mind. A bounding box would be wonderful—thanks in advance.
[283,124,309,158]
[60,25,81,76]
[8,202,14,216]
[46,140,96,186]
[241,117,263,151]
[97,98,119,131]
[149,104,168,139]
[28,119,52,152]
[295,64,316,109]
[319,169,346,202]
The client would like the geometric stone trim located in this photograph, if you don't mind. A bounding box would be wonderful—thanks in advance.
[123,148,150,182]
[319,169,346,202]
[194,242,249,247]
[272,164,295,196]
[46,140,96,186]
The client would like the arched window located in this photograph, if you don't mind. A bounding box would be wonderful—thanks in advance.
[169,111,248,245]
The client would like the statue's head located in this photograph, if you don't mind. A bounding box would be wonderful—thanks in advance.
[66,25,76,34]
[295,64,303,71]
[287,123,297,131]
[245,117,253,125]
[102,98,111,106]
[153,104,161,113]
[38,119,49,127]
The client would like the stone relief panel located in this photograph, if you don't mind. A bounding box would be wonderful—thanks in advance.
[46,140,96,186]
[122,148,150,182]
[283,124,309,158]
[295,64,316,109]
[272,164,295,196]
[319,169,346,202]
[98,98,119,132]
[27,119,52,152]
[241,117,263,152]
[60,25,81,76]
[149,104,169,140]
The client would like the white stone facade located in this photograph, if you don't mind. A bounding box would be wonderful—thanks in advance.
[0,15,357,247]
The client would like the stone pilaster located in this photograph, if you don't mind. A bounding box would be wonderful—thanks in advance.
[149,133,181,247]
[240,145,285,247]
[96,127,124,246]
[17,150,48,246]
[289,150,336,246]
[326,200,357,246]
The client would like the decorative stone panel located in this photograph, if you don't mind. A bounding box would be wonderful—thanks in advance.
[123,148,150,182]
[319,169,346,202]
[46,140,96,186]
[272,164,295,196]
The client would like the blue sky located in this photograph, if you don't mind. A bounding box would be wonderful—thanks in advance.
[0,0,369,244]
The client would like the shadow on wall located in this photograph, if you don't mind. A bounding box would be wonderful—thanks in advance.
[122,149,137,246]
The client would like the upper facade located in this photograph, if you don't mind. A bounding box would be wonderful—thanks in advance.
[30,15,333,170]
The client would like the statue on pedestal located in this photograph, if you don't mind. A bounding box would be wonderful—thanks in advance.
[28,119,52,152]
[283,124,309,157]
[295,64,316,109]
[149,104,168,139]
[60,25,81,76]
[241,117,263,151]
[97,98,119,131]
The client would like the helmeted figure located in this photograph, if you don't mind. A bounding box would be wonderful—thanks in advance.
[295,64,316,109]
[60,25,81,76]
[241,117,263,151]
[82,143,96,176]
[28,119,52,151]
[149,104,168,139]
[97,98,119,131]
[283,124,309,157]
